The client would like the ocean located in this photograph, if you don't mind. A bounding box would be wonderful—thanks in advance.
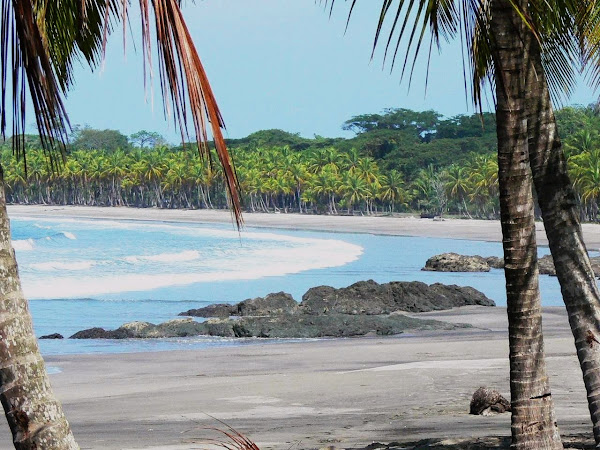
[9,216,565,355]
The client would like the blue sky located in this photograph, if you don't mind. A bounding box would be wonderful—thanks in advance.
[60,0,597,144]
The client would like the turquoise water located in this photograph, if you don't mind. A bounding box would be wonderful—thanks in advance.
[9,216,564,355]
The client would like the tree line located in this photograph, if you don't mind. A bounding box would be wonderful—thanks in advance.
[4,105,600,221]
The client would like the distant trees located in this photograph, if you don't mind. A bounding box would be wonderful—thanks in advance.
[70,125,130,152]
[7,105,600,221]
[129,130,167,149]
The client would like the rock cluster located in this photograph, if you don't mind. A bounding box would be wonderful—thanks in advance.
[424,252,600,277]
[69,280,494,340]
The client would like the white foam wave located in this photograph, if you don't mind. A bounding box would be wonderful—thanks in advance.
[13,239,35,251]
[124,250,200,264]
[23,239,363,299]
[61,232,76,240]
[30,261,95,271]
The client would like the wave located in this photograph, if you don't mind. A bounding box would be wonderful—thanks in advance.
[124,250,200,264]
[30,261,95,272]
[13,231,76,251]
[13,239,35,251]
[23,240,363,299]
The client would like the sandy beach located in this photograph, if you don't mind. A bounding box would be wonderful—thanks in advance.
[1,205,598,449]
[9,204,600,249]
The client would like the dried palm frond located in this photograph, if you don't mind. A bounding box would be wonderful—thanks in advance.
[135,0,242,226]
[199,425,260,450]
[2,0,242,225]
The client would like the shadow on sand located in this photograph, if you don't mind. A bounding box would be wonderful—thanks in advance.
[353,434,595,449]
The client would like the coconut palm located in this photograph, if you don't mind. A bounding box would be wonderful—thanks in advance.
[0,1,242,448]
[325,0,600,446]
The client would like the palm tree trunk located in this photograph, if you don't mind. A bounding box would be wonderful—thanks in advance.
[490,0,562,448]
[0,179,78,449]
[524,25,600,445]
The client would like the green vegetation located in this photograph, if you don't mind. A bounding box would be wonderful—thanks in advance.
[4,105,600,220]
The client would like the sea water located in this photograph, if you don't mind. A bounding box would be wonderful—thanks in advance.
[8,216,565,355]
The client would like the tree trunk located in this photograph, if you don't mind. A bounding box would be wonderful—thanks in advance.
[524,23,600,445]
[0,179,79,449]
[490,0,562,448]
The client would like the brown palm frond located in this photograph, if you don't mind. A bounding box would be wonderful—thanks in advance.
[136,0,242,227]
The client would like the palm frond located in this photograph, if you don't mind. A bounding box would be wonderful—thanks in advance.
[1,0,71,172]
[136,0,242,225]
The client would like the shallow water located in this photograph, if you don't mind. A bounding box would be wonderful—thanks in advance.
[8,216,566,355]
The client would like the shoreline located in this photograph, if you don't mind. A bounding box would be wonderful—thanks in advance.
[8,204,600,249]
[1,205,595,448]
[6,306,585,450]
[10,204,600,248]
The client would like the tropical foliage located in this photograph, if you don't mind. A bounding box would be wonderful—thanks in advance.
[7,105,600,221]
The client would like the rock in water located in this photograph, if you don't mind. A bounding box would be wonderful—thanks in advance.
[485,256,504,269]
[70,327,134,339]
[39,333,64,339]
[179,303,236,318]
[422,253,491,272]
[301,280,495,315]
[180,292,298,318]
[469,387,511,415]
[237,292,298,316]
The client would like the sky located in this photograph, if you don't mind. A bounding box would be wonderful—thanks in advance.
[57,0,598,144]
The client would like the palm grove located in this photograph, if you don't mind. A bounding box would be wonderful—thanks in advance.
[3,1,600,450]
[6,106,600,221]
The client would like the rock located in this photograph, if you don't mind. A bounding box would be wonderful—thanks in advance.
[71,313,469,340]
[485,256,504,269]
[301,280,395,315]
[301,280,495,315]
[539,254,600,277]
[70,327,134,339]
[422,253,490,272]
[538,254,556,276]
[469,387,511,415]
[78,280,491,340]
[39,333,63,339]
[427,252,600,277]
[237,292,298,316]
[179,303,236,318]
[180,292,298,318]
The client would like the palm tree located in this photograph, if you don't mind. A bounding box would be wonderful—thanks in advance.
[380,170,407,213]
[326,0,584,446]
[0,1,241,448]
[444,165,472,218]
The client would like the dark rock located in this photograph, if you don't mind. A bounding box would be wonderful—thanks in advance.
[237,292,298,316]
[301,280,395,315]
[179,303,236,318]
[469,387,511,415]
[422,253,490,272]
[70,327,134,339]
[39,333,63,339]
[180,292,298,317]
[301,280,495,315]
[71,313,469,340]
